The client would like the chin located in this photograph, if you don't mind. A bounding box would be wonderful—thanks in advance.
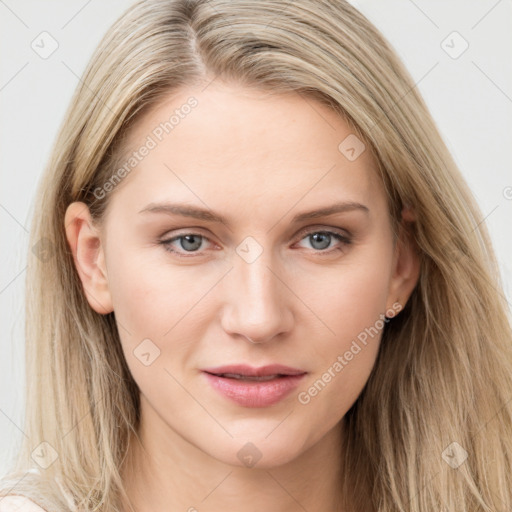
[207,431,310,470]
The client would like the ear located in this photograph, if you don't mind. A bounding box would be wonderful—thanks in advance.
[64,202,113,315]
[385,205,420,315]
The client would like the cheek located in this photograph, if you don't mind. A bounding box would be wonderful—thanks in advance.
[295,245,393,344]
[105,241,197,334]
[105,243,226,376]
[294,244,393,413]
[107,258,168,337]
[105,251,198,395]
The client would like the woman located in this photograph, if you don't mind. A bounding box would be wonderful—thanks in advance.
[1,0,511,511]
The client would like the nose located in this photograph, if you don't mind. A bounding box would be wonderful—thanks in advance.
[221,248,294,344]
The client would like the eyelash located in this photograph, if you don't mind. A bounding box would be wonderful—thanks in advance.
[158,227,352,259]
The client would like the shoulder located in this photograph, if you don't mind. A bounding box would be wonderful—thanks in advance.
[0,495,47,512]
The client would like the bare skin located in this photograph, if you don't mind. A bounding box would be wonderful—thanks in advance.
[64,79,420,512]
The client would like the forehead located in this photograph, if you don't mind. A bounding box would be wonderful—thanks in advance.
[108,81,383,218]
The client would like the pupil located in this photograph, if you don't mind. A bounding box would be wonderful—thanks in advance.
[178,233,332,252]
[181,235,202,251]
[311,233,330,250]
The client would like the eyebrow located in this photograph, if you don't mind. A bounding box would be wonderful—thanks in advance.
[138,200,369,224]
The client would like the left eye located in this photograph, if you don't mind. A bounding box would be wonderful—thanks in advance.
[159,229,351,258]
[296,230,351,252]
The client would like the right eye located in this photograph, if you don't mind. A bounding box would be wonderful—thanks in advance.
[159,232,215,258]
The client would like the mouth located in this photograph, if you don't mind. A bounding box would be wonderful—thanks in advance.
[201,364,307,407]
[205,372,293,381]
[202,363,306,378]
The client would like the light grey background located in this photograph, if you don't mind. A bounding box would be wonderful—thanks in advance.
[1,0,511,476]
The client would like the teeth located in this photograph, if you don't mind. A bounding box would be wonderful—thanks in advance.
[220,373,281,381]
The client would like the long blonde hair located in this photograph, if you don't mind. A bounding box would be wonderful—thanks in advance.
[1,0,511,510]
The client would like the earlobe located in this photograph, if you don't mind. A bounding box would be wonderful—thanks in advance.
[64,202,113,315]
[385,207,421,314]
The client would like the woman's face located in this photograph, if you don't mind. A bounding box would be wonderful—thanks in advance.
[66,80,418,468]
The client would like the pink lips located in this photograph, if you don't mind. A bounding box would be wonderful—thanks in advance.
[201,364,307,408]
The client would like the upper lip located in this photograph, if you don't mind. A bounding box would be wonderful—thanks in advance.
[202,364,307,377]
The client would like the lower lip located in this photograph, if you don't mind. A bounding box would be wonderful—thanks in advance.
[202,372,306,408]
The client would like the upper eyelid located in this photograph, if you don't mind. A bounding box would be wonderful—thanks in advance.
[160,226,352,251]
[160,224,351,241]
[295,225,352,238]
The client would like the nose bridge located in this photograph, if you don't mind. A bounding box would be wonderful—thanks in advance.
[223,239,292,342]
